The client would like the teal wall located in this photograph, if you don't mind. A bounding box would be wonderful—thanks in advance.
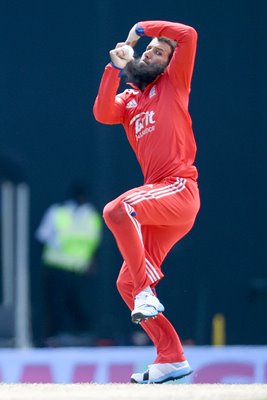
[0,0,266,345]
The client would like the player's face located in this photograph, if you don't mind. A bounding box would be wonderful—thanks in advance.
[124,39,173,89]
[140,38,172,68]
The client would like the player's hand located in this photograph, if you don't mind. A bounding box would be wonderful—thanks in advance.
[125,23,140,47]
[109,42,134,69]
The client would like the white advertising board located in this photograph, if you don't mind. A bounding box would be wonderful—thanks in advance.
[0,346,266,383]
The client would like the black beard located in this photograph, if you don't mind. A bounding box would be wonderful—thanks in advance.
[123,58,167,89]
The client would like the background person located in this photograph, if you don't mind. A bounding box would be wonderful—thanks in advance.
[36,182,102,346]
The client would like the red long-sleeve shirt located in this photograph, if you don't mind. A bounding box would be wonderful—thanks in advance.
[93,20,198,184]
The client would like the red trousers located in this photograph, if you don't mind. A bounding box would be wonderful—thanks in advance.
[103,177,200,363]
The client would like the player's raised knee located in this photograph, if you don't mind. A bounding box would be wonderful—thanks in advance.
[103,200,126,225]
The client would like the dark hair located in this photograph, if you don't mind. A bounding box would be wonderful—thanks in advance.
[158,36,177,61]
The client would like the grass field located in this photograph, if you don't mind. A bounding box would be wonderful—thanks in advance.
[0,384,266,400]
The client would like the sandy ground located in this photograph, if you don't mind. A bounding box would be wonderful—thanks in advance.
[0,384,266,400]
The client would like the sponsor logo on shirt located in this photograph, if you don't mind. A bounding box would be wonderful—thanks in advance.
[130,111,156,140]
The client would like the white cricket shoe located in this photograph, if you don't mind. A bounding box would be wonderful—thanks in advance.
[130,360,193,384]
[131,291,164,324]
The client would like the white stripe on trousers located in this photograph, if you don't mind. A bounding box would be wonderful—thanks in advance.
[123,202,143,245]
[146,258,160,282]
[124,178,187,206]
[123,201,160,284]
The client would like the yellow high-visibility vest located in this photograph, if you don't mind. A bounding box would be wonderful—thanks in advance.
[43,205,102,273]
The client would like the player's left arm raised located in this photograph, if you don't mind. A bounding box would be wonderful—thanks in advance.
[93,43,134,125]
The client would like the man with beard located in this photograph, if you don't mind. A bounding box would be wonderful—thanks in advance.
[93,20,200,384]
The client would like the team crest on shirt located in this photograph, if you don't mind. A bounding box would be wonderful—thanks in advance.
[149,85,157,98]
[126,99,138,109]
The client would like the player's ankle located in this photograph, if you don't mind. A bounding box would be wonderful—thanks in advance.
[141,286,153,295]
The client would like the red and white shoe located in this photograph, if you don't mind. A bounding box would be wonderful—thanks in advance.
[130,360,193,384]
[131,291,165,324]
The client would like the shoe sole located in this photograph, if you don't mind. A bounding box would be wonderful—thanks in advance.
[130,368,193,384]
[131,311,158,324]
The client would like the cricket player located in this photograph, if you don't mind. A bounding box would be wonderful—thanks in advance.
[93,20,200,383]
